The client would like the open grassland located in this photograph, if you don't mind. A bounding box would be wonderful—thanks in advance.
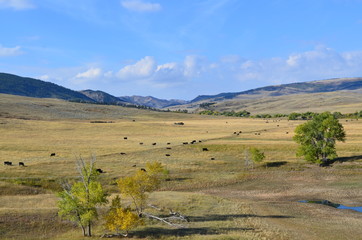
[1,94,362,239]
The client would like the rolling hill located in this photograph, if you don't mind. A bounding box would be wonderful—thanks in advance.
[1,72,362,114]
[119,95,187,109]
[80,90,129,105]
[0,72,94,102]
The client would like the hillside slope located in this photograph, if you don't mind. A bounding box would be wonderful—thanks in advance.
[80,90,129,105]
[169,90,362,114]
[0,73,94,102]
[119,95,187,108]
[190,78,362,103]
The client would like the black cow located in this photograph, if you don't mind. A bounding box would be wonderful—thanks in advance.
[124,137,128,140]
[96,168,104,173]
[165,154,171,157]
[50,153,56,157]
[120,152,126,155]
[141,168,147,172]
[132,164,137,167]
[210,158,215,160]
[202,148,208,151]
[167,142,171,145]
[4,161,12,166]
[19,162,25,166]
[166,147,172,149]
[152,143,157,145]
[139,142,143,145]
[183,142,188,145]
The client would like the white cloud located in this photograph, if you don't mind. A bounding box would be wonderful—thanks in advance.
[38,75,50,81]
[76,68,102,79]
[121,0,161,12]
[117,56,156,79]
[0,45,22,56]
[0,0,34,10]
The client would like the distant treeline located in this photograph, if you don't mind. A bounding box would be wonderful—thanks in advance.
[199,110,362,120]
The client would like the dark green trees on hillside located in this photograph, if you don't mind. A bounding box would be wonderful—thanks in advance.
[293,112,346,163]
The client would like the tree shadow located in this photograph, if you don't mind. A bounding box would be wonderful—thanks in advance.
[333,155,362,163]
[189,214,294,222]
[263,161,288,168]
[132,227,254,238]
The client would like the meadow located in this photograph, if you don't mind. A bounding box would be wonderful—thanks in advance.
[1,94,362,239]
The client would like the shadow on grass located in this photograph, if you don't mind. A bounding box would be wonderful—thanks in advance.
[263,161,288,168]
[334,155,362,163]
[189,214,294,222]
[132,227,254,238]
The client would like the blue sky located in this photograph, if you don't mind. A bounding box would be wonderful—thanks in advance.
[1,0,362,100]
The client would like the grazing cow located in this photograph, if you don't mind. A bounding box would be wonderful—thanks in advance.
[199,140,202,143]
[120,152,126,155]
[183,142,188,145]
[239,131,242,133]
[132,164,136,167]
[167,142,171,145]
[202,148,208,151]
[152,143,157,146]
[141,168,147,172]
[4,161,12,166]
[210,158,215,160]
[19,162,25,167]
[124,137,128,140]
[50,153,56,157]
[96,168,104,173]
[139,142,143,145]
[166,147,172,149]
[233,132,237,134]
[165,154,171,157]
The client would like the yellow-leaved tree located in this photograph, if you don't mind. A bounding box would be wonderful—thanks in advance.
[104,196,143,237]
[104,161,168,236]
[117,161,168,214]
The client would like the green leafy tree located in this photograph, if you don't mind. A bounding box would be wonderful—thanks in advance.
[250,147,265,164]
[58,156,108,237]
[293,112,346,163]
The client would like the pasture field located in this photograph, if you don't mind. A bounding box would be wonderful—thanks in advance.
[1,94,362,239]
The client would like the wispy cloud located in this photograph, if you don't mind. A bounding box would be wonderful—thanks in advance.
[121,0,161,12]
[0,0,35,10]
[0,45,23,56]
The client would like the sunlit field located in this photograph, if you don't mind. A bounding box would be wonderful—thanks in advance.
[1,95,362,239]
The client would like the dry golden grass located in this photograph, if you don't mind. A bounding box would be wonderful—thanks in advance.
[1,95,362,239]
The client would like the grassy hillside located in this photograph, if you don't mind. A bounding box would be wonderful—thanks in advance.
[1,94,362,239]
[170,90,362,114]
[190,77,362,103]
[0,73,93,102]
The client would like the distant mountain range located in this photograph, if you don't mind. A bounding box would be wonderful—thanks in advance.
[119,95,187,109]
[1,72,362,113]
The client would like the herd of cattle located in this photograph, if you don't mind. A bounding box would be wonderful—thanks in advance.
[3,121,286,170]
